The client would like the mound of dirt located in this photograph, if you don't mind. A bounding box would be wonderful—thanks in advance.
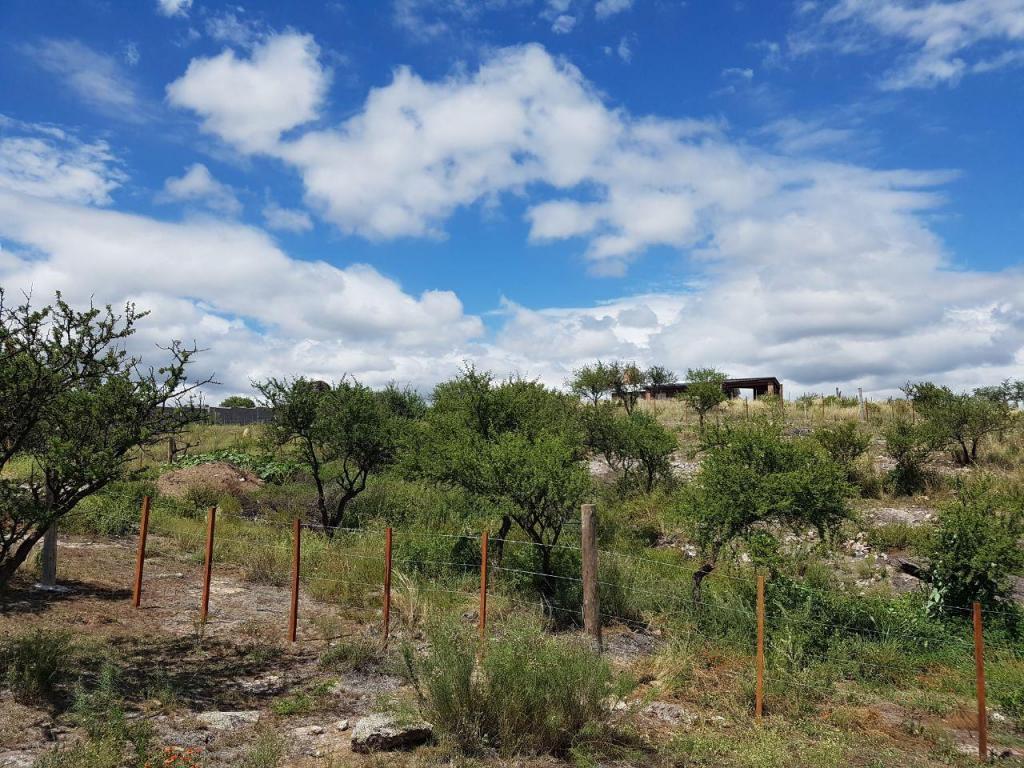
[157,461,264,499]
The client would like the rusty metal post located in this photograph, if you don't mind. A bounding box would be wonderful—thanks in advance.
[288,518,301,643]
[131,496,152,607]
[974,602,988,762]
[755,573,765,721]
[479,529,489,641]
[383,527,393,647]
[199,506,216,624]
[581,504,601,652]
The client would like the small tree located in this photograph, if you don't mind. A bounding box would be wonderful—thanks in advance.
[256,377,415,534]
[681,420,851,600]
[0,291,206,587]
[408,368,588,598]
[679,368,728,429]
[647,365,676,387]
[219,395,255,408]
[583,404,676,493]
[905,382,1015,466]
[569,361,614,406]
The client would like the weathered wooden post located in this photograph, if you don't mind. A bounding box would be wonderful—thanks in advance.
[288,518,301,643]
[200,506,216,624]
[383,527,393,647]
[581,504,601,652]
[755,573,765,721]
[132,496,152,607]
[974,602,988,762]
[479,530,489,641]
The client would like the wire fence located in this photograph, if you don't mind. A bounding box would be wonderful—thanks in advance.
[131,498,1012,759]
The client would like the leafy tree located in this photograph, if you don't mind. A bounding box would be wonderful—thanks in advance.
[647,365,676,387]
[679,367,728,429]
[926,478,1024,615]
[583,404,676,493]
[256,377,416,534]
[407,367,588,596]
[0,290,205,587]
[680,420,851,601]
[904,381,1015,466]
[568,361,614,406]
[882,417,933,495]
[219,395,256,408]
[607,361,649,415]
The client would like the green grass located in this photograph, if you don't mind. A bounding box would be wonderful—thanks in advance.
[403,619,628,757]
[0,629,73,705]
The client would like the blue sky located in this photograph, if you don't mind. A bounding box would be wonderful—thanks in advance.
[0,0,1022,398]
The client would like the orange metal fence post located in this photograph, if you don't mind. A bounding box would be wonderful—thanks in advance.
[755,573,765,721]
[479,530,489,641]
[131,496,151,608]
[199,506,216,624]
[974,601,988,763]
[383,527,393,648]
[288,519,301,643]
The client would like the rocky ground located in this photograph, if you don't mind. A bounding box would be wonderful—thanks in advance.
[2,514,1022,767]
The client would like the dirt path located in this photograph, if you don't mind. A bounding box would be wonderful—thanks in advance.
[0,536,400,767]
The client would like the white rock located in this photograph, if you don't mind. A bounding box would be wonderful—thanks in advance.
[196,710,260,730]
[335,719,350,731]
[351,714,433,753]
[292,725,325,738]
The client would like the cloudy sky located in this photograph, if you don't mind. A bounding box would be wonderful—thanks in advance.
[1,0,1022,399]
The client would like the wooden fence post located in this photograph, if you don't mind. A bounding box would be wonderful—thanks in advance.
[383,527,393,648]
[479,530,489,641]
[755,573,765,721]
[581,504,602,652]
[974,601,988,763]
[132,496,151,608]
[199,506,216,624]
[288,519,301,643]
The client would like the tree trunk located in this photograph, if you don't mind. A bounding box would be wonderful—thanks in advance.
[0,527,48,589]
[492,515,512,567]
[692,561,715,605]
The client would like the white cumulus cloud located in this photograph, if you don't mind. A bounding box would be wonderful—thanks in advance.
[166,32,329,152]
[157,163,242,215]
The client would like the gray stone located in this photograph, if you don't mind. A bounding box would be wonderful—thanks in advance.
[351,713,433,753]
[196,710,260,730]
[642,701,698,727]
[292,725,324,738]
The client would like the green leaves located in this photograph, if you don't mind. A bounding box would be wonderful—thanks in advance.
[684,419,852,563]
[256,376,419,529]
[679,367,728,429]
[0,289,206,585]
[927,477,1024,614]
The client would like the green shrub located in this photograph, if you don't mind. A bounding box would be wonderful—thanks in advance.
[240,728,284,768]
[865,522,931,554]
[404,620,624,756]
[0,629,72,704]
[926,478,1024,614]
[35,663,154,768]
[813,422,870,475]
[988,660,1024,728]
[65,481,156,536]
[320,637,379,672]
[883,418,932,496]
